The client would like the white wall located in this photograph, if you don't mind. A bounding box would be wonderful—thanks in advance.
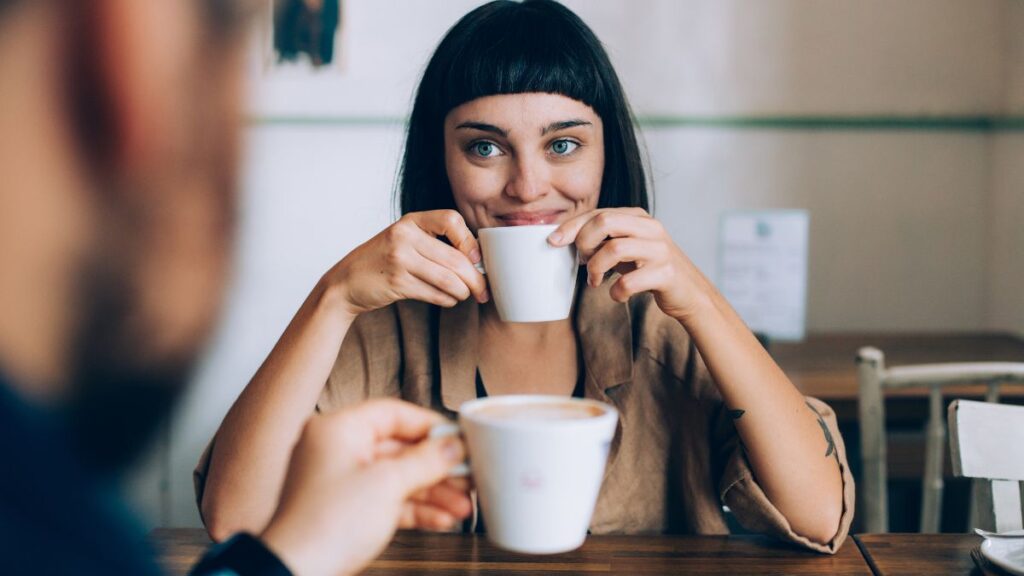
[123,0,1022,528]
[1001,0,1024,116]
[575,0,1004,116]
[166,125,402,526]
[251,0,1005,118]
[647,129,991,331]
[989,133,1024,336]
[987,1,1024,336]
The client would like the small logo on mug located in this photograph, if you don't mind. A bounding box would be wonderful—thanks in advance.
[520,469,545,492]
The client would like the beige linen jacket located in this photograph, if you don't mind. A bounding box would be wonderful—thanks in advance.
[195,281,854,553]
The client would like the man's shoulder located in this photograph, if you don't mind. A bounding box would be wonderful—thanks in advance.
[0,381,163,576]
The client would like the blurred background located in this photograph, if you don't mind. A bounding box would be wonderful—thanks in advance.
[124,0,1024,532]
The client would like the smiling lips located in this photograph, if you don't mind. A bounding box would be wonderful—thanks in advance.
[496,211,564,226]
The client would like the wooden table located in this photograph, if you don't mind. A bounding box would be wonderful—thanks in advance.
[854,533,984,575]
[773,332,1024,402]
[152,528,872,575]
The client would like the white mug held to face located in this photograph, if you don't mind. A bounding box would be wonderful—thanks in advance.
[477,224,579,323]
[432,395,618,554]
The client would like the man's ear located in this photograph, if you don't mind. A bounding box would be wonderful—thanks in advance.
[83,0,196,172]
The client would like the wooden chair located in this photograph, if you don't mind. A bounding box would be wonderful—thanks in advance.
[949,399,1024,532]
[857,347,1024,533]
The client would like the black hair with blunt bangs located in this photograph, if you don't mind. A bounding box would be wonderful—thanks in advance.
[398,0,649,216]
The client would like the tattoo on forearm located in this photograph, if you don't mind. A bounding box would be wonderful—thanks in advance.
[728,409,745,420]
[806,401,836,458]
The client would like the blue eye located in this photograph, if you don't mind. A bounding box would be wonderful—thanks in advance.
[550,139,579,156]
[471,141,501,158]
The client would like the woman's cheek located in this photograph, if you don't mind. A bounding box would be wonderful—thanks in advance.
[555,169,602,207]
[452,164,507,202]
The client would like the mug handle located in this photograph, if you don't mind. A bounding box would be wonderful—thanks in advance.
[429,421,470,477]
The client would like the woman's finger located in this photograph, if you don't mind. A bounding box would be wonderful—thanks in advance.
[584,238,657,286]
[401,277,460,308]
[415,237,489,303]
[573,212,659,263]
[405,256,473,302]
[608,266,667,303]
[407,210,482,264]
[547,207,649,248]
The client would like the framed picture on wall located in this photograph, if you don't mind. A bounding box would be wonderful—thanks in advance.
[247,0,365,119]
[243,1,481,119]
[718,210,810,342]
[260,0,346,76]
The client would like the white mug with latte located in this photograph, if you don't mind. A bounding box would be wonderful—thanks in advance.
[434,395,618,554]
[477,224,578,323]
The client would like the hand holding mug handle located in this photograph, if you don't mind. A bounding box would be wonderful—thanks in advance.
[429,422,471,477]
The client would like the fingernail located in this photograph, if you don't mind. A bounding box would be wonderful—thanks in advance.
[469,248,481,263]
[548,231,563,245]
[479,289,490,303]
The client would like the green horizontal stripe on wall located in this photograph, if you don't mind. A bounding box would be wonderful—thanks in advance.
[248,114,1024,131]
[992,116,1024,131]
[639,115,1024,131]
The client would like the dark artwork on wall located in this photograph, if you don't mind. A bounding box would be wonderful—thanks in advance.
[273,0,342,68]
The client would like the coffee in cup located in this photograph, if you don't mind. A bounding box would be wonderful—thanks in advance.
[471,400,604,422]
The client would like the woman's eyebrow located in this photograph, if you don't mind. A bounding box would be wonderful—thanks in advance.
[455,122,508,138]
[541,119,592,135]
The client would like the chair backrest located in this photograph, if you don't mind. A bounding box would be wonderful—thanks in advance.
[857,346,1024,533]
[949,399,1024,533]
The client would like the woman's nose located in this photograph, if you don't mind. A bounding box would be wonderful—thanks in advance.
[504,156,550,203]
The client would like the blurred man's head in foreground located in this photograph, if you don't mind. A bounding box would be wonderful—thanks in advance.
[0,0,253,473]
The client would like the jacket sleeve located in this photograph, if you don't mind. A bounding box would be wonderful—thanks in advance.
[712,391,856,554]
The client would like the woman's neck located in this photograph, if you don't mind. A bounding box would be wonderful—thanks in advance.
[478,301,574,342]
[477,301,580,396]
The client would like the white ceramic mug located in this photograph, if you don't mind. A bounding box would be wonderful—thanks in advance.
[477,225,578,323]
[432,395,618,554]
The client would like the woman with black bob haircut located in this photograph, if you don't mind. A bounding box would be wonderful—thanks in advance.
[399,0,648,215]
[197,0,854,556]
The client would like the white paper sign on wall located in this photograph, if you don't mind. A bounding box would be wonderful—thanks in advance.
[719,210,809,342]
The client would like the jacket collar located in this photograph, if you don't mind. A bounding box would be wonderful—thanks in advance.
[438,279,633,412]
